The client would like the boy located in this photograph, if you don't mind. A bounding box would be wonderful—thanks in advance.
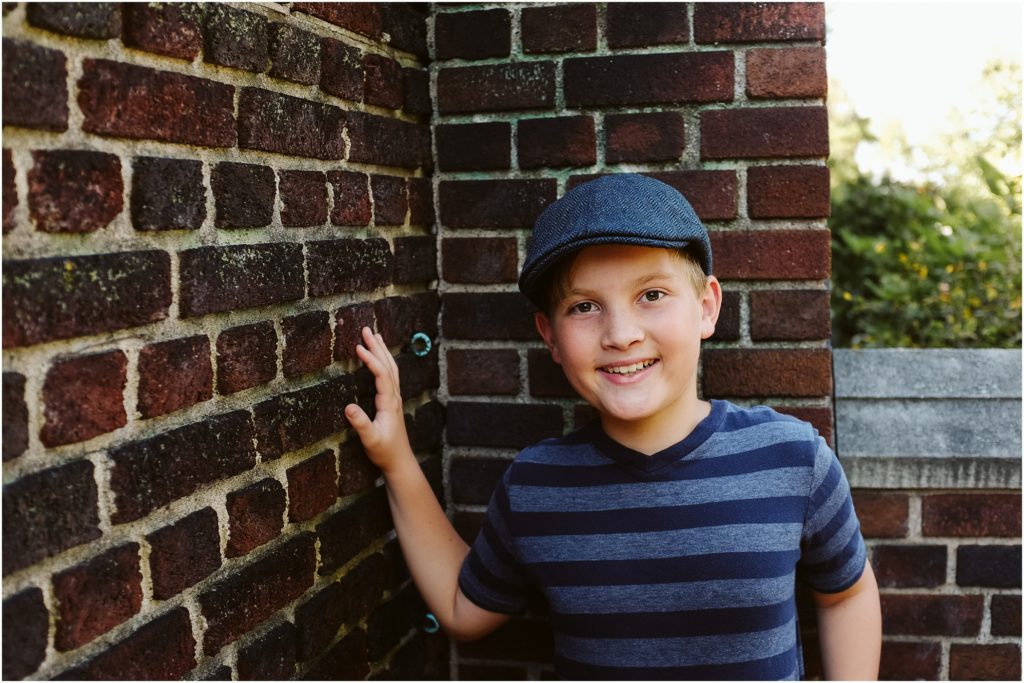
[345,174,881,680]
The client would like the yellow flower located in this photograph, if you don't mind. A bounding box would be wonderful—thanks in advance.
[842,291,853,301]
[874,242,887,254]
[979,261,988,271]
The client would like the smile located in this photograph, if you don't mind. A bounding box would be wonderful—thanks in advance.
[601,360,657,375]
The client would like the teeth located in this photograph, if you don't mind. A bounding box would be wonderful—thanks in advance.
[603,360,655,375]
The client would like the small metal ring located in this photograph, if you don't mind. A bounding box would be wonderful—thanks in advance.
[422,612,440,634]
[411,332,432,357]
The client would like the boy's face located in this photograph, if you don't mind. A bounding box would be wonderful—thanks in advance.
[535,245,721,447]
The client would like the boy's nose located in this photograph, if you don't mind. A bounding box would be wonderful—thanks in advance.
[601,308,644,349]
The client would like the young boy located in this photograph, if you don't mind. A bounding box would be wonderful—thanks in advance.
[345,174,881,680]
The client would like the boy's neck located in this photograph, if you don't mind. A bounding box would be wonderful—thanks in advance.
[599,395,712,456]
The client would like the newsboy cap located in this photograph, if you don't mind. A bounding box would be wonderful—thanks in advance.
[519,173,712,305]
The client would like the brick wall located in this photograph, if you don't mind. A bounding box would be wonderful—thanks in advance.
[1,3,448,679]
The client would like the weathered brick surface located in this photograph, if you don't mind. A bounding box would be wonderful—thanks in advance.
[238,88,345,160]
[922,493,1021,537]
[442,293,539,341]
[701,107,829,159]
[565,52,733,107]
[878,641,942,681]
[711,229,831,280]
[852,492,910,538]
[147,508,222,599]
[703,348,833,398]
[380,4,428,59]
[991,594,1022,636]
[448,349,521,396]
[122,3,202,60]
[211,161,275,228]
[279,170,328,227]
[216,321,278,395]
[338,439,380,498]
[203,4,268,73]
[408,177,434,226]
[347,111,431,170]
[71,608,196,680]
[747,47,827,99]
[442,237,518,284]
[437,62,555,114]
[238,622,297,681]
[956,545,1021,587]
[447,402,563,448]
[522,4,597,54]
[28,149,123,233]
[26,2,121,39]
[403,66,430,117]
[131,157,205,231]
[709,291,741,342]
[371,174,408,225]
[41,350,127,447]
[374,293,440,350]
[749,289,831,341]
[518,116,596,169]
[881,594,984,636]
[269,22,320,85]
[437,122,511,172]
[53,543,142,651]
[528,349,577,398]
[179,243,304,317]
[2,38,69,131]
[949,644,1021,681]
[328,169,372,226]
[436,8,511,60]
[226,478,286,558]
[440,179,556,229]
[394,235,438,284]
[2,587,48,679]
[363,53,404,110]
[606,3,689,48]
[451,458,512,505]
[605,112,685,163]
[872,545,947,588]
[252,378,349,460]
[317,489,392,573]
[747,165,830,218]
[287,449,338,522]
[307,238,394,297]
[367,584,419,660]
[301,628,370,680]
[694,2,825,43]
[2,372,29,461]
[334,302,376,362]
[282,310,332,379]
[2,149,16,233]
[319,37,363,102]
[295,2,380,38]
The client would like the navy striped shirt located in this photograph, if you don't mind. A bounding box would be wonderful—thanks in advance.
[458,400,867,680]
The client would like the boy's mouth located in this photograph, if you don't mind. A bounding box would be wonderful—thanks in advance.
[601,359,657,376]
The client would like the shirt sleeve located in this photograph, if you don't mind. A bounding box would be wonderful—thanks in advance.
[457,467,532,615]
[797,436,868,593]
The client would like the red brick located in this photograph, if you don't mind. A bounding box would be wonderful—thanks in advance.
[238,88,345,160]
[268,22,320,85]
[73,608,196,680]
[442,292,539,341]
[252,378,350,461]
[211,161,275,228]
[2,38,68,131]
[438,62,555,114]
[334,302,376,362]
[950,644,1021,681]
[394,235,437,284]
[28,150,122,233]
[53,544,142,651]
[328,169,371,226]
[238,622,296,680]
[605,112,685,164]
[200,534,316,654]
[565,52,733,107]
[709,290,741,342]
[347,111,432,170]
[302,628,370,680]
[922,493,1021,537]
[878,641,941,681]
[366,584,418,660]
[41,351,126,447]
[2,587,48,679]
[747,47,827,99]
[338,439,380,498]
[147,508,221,599]
[702,107,828,159]
[408,177,434,226]
[2,373,28,461]
[2,461,100,575]
[518,116,596,169]
[991,594,1021,636]
[373,292,440,350]
[287,450,338,523]
[442,237,518,284]
[606,3,689,48]
[363,53,403,110]
[437,122,511,172]
[702,348,832,398]
[320,37,363,101]
[131,157,205,231]
[850,492,909,538]
[711,229,830,280]
[447,402,562,449]
[457,618,554,663]
[750,289,830,341]
[371,174,408,226]
[122,3,201,60]
[295,582,346,661]
[881,594,983,636]
[529,348,577,399]
[216,322,278,395]
[79,59,235,147]
[2,149,15,233]
[694,2,825,43]
[317,488,393,573]
[956,545,1021,587]
[448,349,521,396]
[872,544,947,588]
[439,179,556,229]
[226,479,286,558]
[27,2,121,38]
[436,9,511,60]
[202,4,267,73]
[282,310,332,379]
[403,67,430,117]
[773,406,833,445]
[138,335,212,419]
[295,3,380,38]
[179,243,304,317]
[380,4,428,59]
[748,165,830,218]
[307,238,394,297]
[110,410,257,524]
[395,351,440,401]
[522,4,596,54]
[279,170,328,227]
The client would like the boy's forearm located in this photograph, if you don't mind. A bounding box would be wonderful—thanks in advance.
[815,563,882,680]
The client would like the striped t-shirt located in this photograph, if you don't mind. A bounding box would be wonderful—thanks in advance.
[458,400,867,680]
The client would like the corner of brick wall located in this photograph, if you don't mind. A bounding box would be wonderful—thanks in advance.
[1,2,448,680]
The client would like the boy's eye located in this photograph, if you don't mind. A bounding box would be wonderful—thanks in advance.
[643,290,664,302]
[570,301,594,314]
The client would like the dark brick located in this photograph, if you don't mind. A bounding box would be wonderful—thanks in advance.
[395,351,440,401]
[307,238,393,297]
[711,229,831,280]
[437,122,511,172]
[301,628,369,680]
[748,165,830,218]
[518,116,596,169]
[402,67,430,117]
[238,622,296,681]
[371,174,407,226]
[338,438,380,497]
[522,4,596,53]
[203,4,267,72]
[457,618,554,663]
[408,177,434,227]
[453,510,486,544]
[28,149,122,233]
[701,107,829,159]
[447,402,562,449]
[451,457,512,505]
[216,321,278,395]
[379,4,428,58]
[374,292,440,350]
[950,644,1021,681]
[110,410,257,524]
[442,292,539,341]
[320,38,363,102]
[991,594,1021,637]
[436,8,510,60]
[41,351,126,447]
[367,584,418,660]
[747,47,827,99]
[3,250,171,347]
[137,335,212,419]
[227,478,286,558]
[605,112,685,164]
[147,507,221,599]
[440,179,556,229]
[852,492,909,539]
[442,237,518,284]
[694,2,825,43]
[529,348,577,398]
[283,310,332,379]
[709,290,741,342]
[201,534,316,654]
[295,2,380,38]
[448,349,520,396]
[412,401,446,453]
[122,3,201,60]
[922,493,1021,537]
[2,149,15,233]
[957,545,1021,587]
[73,608,196,680]
[750,289,831,341]
[79,59,235,147]
[2,373,28,461]
[269,22,320,85]
[288,449,338,523]
[703,348,832,398]
[252,378,349,460]
[363,53,403,109]
[27,2,120,38]
[212,161,274,228]
[2,587,48,679]
[565,52,733,107]
[280,170,328,227]
[607,3,689,47]
[2,460,100,576]
[317,488,392,573]
[334,302,376,362]
[347,111,431,170]
[53,544,142,651]
[871,545,946,588]
[878,641,941,681]
[296,582,344,661]
[394,235,437,284]
[437,62,555,114]
[179,243,304,317]
[2,38,68,131]
[238,88,345,160]
[131,156,205,231]
[328,169,371,226]
[881,594,983,636]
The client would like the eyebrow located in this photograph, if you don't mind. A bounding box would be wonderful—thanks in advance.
[567,271,679,296]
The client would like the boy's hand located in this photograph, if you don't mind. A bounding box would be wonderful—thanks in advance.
[344,326,414,474]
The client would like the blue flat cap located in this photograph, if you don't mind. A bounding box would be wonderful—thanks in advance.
[519,174,712,305]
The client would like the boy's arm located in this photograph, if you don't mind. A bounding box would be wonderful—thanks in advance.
[345,327,511,641]
[812,561,882,680]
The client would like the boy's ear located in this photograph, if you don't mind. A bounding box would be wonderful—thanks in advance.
[534,312,562,364]
[700,276,723,340]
